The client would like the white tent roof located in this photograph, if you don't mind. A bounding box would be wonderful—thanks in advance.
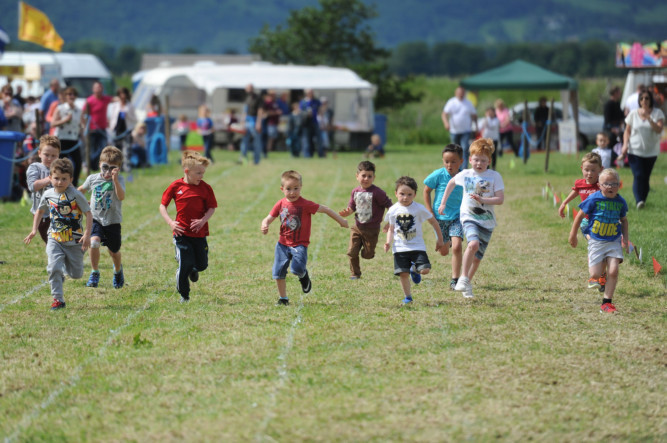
[138,63,374,94]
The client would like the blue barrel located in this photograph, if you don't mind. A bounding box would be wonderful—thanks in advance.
[0,131,26,198]
[373,114,387,144]
[144,117,168,164]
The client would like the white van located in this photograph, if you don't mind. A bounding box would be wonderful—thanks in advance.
[0,51,114,99]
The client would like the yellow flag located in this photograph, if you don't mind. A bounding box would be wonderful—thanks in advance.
[18,1,64,52]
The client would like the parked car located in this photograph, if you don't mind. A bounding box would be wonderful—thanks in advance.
[510,102,604,150]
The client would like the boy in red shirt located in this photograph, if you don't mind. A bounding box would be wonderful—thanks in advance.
[160,151,217,303]
[261,170,348,305]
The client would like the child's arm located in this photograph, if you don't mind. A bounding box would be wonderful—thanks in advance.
[384,223,394,252]
[79,210,92,251]
[191,208,215,233]
[317,205,349,228]
[568,210,586,248]
[470,189,504,206]
[261,215,276,234]
[427,216,445,252]
[111,169,125,201]
[438,179,457,215]
[423,185,435,216]
[558,190,578,218]
[620,216,629,253]
[23,209,45,245]
[159,203,185,236]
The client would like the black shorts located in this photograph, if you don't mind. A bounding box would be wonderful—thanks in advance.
[393,250,430,275]
[91,220,122,253]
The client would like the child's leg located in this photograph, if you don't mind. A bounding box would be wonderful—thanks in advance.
[289,246,308,278]
[63,243,85,280]
[174,237,196,298]
[109,250,122,270]
[276,279,287,298]
[461,240,480,279]
[192,237,209,273]
[603,258,621,300]
[451,236,463,279]
[467,256,482,281]
[359,226,381,260]
[90,237,102,269]
[347,227,363,277]
[46,240,66,302]
[588,260,604,281]
[399,272,411,296]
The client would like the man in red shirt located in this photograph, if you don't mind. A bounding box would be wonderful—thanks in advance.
[83,81,112,170]
[160,151,217,302]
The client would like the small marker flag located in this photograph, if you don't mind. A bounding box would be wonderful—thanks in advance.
[572,209,578,220]
[653,257,662,276]
[638,247,643,263]
[18,1,64,52]
[509,158,516,169]
[565,203,570,217]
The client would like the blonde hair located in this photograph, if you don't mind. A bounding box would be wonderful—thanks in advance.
[182,150,210,169]
[581,152,602,167]
[39,135,61,152]
[599,168,620,183]
[469,138,495,160]
[100,146,123,165]
[281,170,302,185]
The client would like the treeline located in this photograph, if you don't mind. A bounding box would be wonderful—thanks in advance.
[387,40,623,78]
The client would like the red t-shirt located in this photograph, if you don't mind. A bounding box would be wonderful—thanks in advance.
[161,178,217,237]
[572,179,600,202]
[86,95,113,130]
[269,197,320,247]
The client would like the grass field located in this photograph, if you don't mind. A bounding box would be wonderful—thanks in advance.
[1,147,665,441]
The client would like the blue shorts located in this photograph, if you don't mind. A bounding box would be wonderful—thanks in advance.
[437,218,463,244]
[266,124,278,139]
[91,220,122,253]
[272,242,308,279]
[462,221,493,260]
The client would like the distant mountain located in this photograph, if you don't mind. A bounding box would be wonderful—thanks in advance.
[1,0,663,53]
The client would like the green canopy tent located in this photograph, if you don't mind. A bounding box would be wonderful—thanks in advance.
[461,60,580,164]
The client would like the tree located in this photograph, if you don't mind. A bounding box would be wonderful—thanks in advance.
[248,0,419,109]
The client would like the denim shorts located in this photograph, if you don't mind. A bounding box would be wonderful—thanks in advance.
[272,242,308,279]
[437,218,463,244]
[462,221,494,260]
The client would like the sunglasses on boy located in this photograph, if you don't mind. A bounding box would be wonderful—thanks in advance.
[101,164,118,173]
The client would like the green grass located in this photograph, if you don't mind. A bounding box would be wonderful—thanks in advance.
[1,148,665,441]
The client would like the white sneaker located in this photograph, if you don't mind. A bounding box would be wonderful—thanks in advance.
[462,284,474,298]
[454,277,469,292]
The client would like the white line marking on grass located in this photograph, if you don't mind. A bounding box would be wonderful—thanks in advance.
[0,281,48,313]
[256,167,342,441]
[4,291,160,443]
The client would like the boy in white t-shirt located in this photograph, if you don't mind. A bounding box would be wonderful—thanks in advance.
[439,138,505,298]
[384,176,444,304]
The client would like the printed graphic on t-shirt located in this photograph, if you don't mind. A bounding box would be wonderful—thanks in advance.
[47,193,83,242]
[92,181,114,211]
[464,177,494,221]
[354,191,373,224]
[396,213,416,241]
[280,206,302,240]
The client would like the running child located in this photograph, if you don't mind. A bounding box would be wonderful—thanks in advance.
[423,144,464,289]
[26,135,60,243]
[339,161,393,279]
[569,168,628,313]
[261,170,349,305]
[558,152,607,290]
[591,132,615,169]
[24,158,92,310]
[439,138,504,298]
[160,150,217,303]
[78,146,126,288]
[384,176,445,304]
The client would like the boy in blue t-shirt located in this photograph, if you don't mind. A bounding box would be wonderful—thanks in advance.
[423,144,464,289]
[569,168,629,314]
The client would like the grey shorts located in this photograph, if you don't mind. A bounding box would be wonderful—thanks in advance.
[462,221,494,260]
[588,238,624,267]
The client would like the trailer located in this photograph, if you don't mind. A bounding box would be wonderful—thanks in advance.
[132,63,376,147]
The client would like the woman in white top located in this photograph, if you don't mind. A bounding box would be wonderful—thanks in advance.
[108,87,137,170]
[619,90,664,209]
[52,87,83,185]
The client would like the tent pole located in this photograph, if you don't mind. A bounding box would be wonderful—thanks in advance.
[544,98,554,172]
[523,100,528,164]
